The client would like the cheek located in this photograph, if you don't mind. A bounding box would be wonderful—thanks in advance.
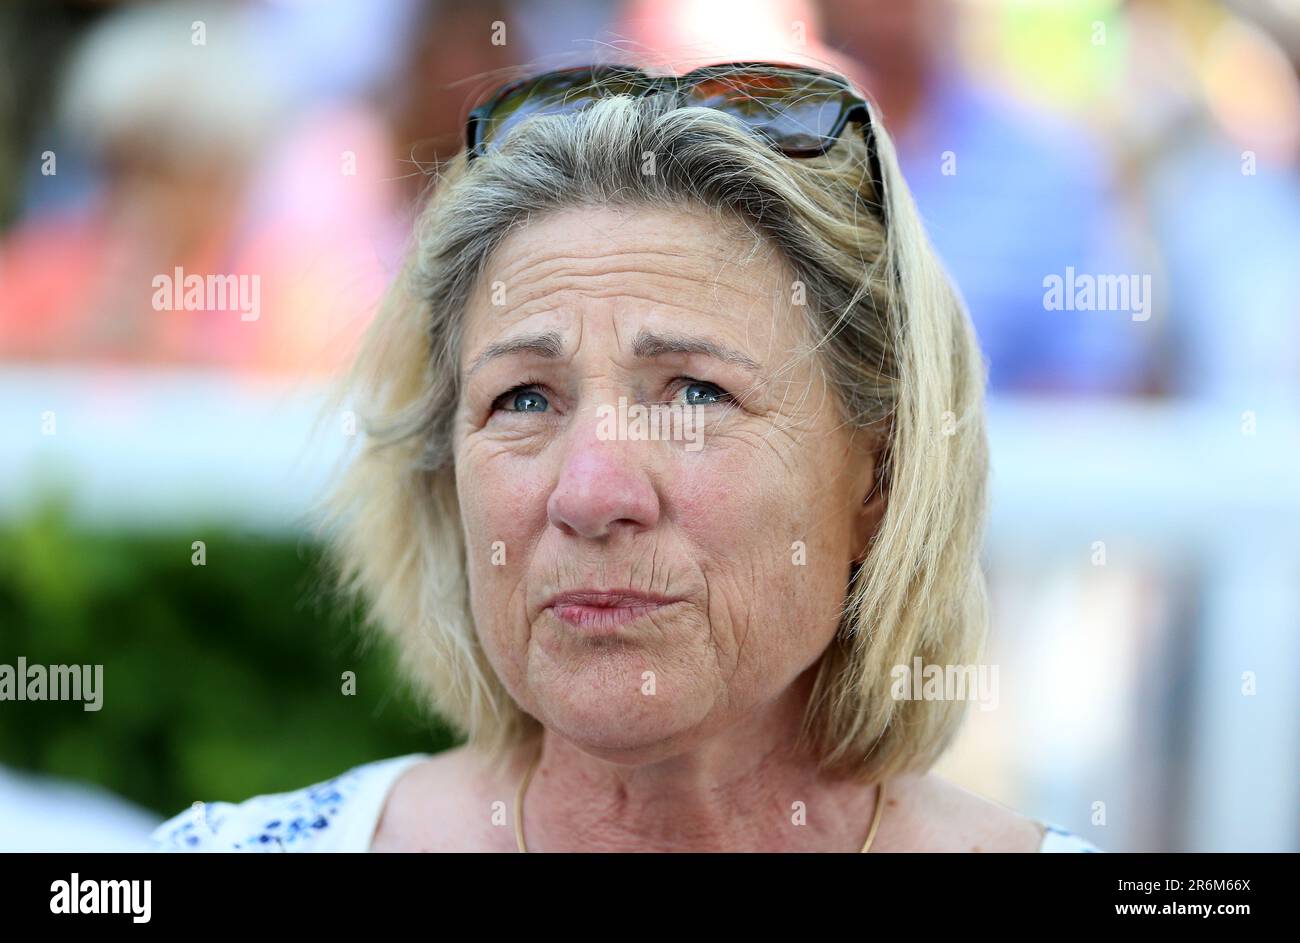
[454,450,553,700]
[455,448,551,627]
[671,435,834,558]
[672,452,765,540]
[458,446,547,547]
[670,440,849,650]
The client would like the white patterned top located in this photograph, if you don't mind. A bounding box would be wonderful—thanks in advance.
[151,753,1103,852]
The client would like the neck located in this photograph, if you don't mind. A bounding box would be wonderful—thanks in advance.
[517,669,878,852]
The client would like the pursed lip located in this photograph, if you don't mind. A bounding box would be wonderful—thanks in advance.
[543,588,684,634]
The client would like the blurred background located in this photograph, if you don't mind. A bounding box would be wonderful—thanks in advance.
[1,0,1297,852]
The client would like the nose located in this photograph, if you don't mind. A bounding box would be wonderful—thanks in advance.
[547,410,661,540]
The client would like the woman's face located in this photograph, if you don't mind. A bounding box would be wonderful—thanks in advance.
[454,204,880,761]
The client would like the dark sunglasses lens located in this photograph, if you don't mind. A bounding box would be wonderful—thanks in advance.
[685,71,846,153]
[479,70,649,152]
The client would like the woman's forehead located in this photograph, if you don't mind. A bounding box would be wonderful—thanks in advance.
[460,206,797,358]
[477,204,784,298]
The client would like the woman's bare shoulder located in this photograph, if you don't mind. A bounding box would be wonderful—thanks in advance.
[370,743,526,852]
[874,772,1047,853]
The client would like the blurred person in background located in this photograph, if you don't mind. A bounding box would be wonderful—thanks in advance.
[1117,0,1300,403]
[208,0,529,376]
[0,0,597,377]
[819,0,1156,395]
[0,2,284,370]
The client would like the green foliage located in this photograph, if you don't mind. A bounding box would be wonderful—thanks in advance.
[0,500,456,817]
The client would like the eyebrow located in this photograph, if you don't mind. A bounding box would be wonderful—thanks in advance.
[465,328,764,378]
[466,331,566,378]
[631,330,764,374]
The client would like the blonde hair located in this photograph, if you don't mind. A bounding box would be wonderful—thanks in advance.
[323,81,989,783]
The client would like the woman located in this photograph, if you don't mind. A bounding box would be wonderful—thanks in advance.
[155,63,1100,852]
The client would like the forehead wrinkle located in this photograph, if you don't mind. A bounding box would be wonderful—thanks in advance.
[490,283,764,330]
[473,257,786,348]
[463,219,795,380]
[483,230,780,303]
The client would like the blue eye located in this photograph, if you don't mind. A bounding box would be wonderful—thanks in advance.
[680,380,730,406]
[495,386,549,413]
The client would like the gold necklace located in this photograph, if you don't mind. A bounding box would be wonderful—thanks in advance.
[514,747,887,852]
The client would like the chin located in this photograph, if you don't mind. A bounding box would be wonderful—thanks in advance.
[532,669,715,763]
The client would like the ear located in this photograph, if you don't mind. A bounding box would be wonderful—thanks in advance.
[852,436,890,565]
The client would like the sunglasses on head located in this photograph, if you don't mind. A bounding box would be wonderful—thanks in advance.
[464,62,889,227]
